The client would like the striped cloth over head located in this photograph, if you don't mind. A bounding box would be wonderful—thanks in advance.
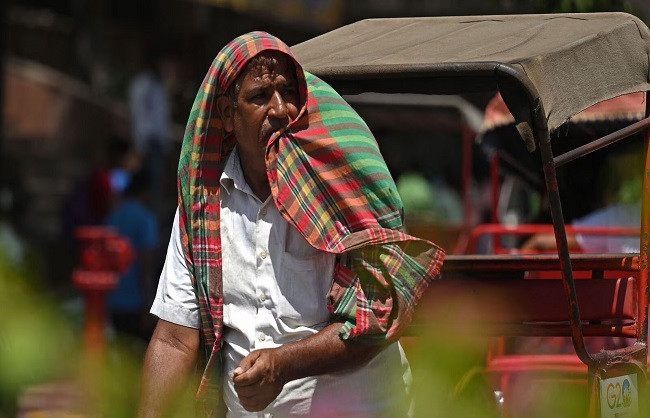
[176,31,445,414]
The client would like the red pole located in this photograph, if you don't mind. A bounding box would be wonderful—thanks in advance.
[453,123,475,254]
[491,154,500,224]
[490,154,501,253]
[638,93,650,347]
[72,227,133,357]
[73,270,119,356]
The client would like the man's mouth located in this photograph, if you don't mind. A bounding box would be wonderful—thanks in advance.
[262,125,287,144]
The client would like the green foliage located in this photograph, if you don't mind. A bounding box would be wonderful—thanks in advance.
[0,252,78,414]
[406,296,498,417]
[618,175,642,204]
[406,295,590,417]
[0,250,151,416]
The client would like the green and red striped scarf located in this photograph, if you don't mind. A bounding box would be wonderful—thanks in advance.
[177,31,445,413]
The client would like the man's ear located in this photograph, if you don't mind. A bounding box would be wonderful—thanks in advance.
[216,96,234,133]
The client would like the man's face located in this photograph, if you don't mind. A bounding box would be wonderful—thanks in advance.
[222,52,300,168]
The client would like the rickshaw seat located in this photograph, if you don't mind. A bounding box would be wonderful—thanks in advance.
[419,276,636,337]
[418,253,640,338]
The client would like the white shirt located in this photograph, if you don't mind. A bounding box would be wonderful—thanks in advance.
[573,203,640,253]
[151,149,412,417]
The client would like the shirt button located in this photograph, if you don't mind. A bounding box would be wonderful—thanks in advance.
[259,293,267,302]
[260,250,268,259]
[259,333,267,342]
[260,208,267,217]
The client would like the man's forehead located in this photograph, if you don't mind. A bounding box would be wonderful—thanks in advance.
[243,51,296,80]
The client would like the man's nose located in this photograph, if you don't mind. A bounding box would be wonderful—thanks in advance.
[268,91,289,120]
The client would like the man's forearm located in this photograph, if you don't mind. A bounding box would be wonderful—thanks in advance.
[232,322,383,412]
[276,322,382,382]
[138,320,200,417]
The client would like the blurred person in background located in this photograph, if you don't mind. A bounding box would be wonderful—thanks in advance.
[128,41,172,218]
[106,170,160,341]
[61,135,141,246]
[397,171,464,227]
[138,32,444,417]
[522,148,642,254]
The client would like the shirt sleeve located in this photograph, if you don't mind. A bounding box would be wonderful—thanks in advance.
[150,207,200,328]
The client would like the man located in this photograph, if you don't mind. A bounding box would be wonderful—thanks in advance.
[139,32,444,417]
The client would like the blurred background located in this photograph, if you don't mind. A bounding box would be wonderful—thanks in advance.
[1,0,649,416]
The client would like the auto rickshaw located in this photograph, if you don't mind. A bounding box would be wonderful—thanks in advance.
[293,12,650,417]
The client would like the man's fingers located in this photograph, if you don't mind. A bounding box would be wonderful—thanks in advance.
[234,383,262,398]
[233,361,263,386]
[232,348,285,412]
[234,381,280,412]
[231,351,261,381]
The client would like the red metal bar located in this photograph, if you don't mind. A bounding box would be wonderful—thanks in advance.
[410,323,639,338]
[537,125,594,367]
[488,324,637,338]
[490,154,502,254]
[490,154,500,224]
[452,123,475,255]
[638,95,650,346]
[466,223,639,254]
[442,253,639,272]
[485,354,588,374]
[408,319,637,338]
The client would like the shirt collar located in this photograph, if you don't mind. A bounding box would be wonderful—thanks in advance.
[220,147,255,197]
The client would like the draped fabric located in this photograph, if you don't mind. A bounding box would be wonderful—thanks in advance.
[176,31,445,414]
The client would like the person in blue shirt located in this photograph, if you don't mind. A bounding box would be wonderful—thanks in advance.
[106,170,159,340]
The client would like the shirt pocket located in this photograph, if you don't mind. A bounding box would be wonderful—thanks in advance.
[275,241,334,328]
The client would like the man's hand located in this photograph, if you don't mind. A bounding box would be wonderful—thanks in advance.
[231,323,384,412]
[521,233,580,253]
[232,348,287,412]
